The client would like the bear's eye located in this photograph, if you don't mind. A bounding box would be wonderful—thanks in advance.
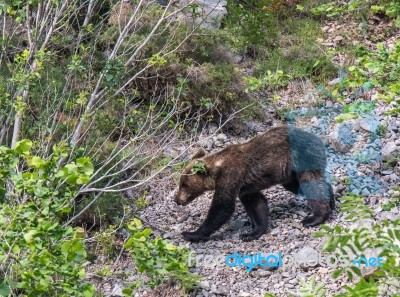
[181,182,187,188]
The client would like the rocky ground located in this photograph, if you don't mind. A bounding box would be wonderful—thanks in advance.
[136,100,400,297]
[87,9,400,297]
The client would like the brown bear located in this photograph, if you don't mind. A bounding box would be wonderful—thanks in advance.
[175,125,334,242]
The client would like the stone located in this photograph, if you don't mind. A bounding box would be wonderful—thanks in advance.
[334,35,344,42]
[350,219,374,230]
[319,135,329,146]
[208,124,218,134]
[227,219,246,231]
[176,0,227,30]
[378,211,399,221]
[329,123,355,153]
[111,284,124,297]
[177,214,188,223]
[358,117,379,133]
[328,77,342,85]
[213,285,229,295]
[297,246,319,269]
[234,55,243,63]
[199,281,211,290]
[382,142,399,161]
[216,133,228,141]
[362,188,371,195]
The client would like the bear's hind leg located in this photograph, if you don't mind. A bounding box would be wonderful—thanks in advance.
[282,179,299,194]
[302,200,331,227]
[297,171,333,228]
[239,191,269,241]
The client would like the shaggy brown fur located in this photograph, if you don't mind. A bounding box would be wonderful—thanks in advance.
[175,125,334,242]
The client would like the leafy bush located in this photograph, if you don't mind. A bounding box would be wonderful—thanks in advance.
[328,41,400,114]
[123,219,200,293]
[311,0,400,21]
[265,192,400,297]
[314,193,400,295]
[335,101,375,122]
[243,70,293,93]
[185,63,258,120]
[224,0,278,49]
[0,140,95,296]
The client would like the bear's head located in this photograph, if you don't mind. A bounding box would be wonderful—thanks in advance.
[175,148,216,206]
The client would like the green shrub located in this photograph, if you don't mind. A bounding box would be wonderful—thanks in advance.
[0,140,95,296]
[185,63,261,120]
[123,219,200,293]
[311,0,400,21]
[327,41,400,114]
[314,193,400,295]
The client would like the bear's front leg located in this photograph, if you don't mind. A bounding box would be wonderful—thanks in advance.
[182,191,236,242]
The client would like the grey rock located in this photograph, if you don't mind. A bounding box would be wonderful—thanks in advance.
[328,77,342,85]
[297,246,319,269]
[234,55,243,63]
[378,211,399,221]
[362,188,371,195]
[329,123,355,153]
[208,124,218,134]
[213,285,229,295]
[245,120,264,133]
[163,232,173,239]
[256,270,271,277]
[176,0,227,30]
[216,133,228,141]
[270,228,280,235]
[214,140,224,147]
[350,219,374,230]
[358,117,379,133]
[227,219,246,231]
[111,284,124,297]
[200,281,211,290]
[382,142,399,161]
[177,214,189,223]
[319,135,329,146]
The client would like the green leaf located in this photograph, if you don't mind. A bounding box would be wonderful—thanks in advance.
[76,157,94,175]
[14,139,32,154]
[76,176,91,185]
[23,229,38,243]
[191,161,206,174]
[0,281,10,296]
[28,156,45,168]
[82,284,95,297]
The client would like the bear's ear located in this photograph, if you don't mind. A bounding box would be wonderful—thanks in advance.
[191,148,207,160]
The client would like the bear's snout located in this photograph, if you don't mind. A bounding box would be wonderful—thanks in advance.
[174,191,186,205]
[174,190,195,206]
